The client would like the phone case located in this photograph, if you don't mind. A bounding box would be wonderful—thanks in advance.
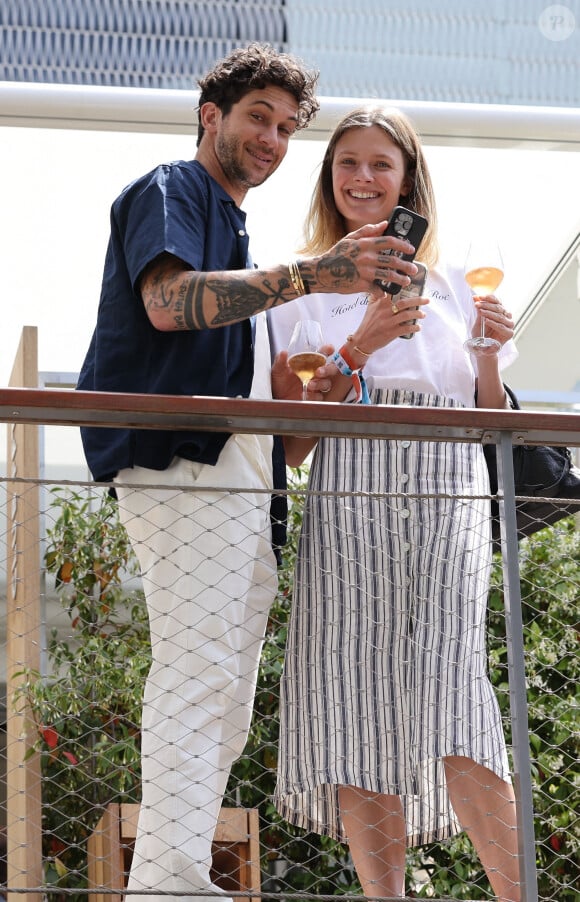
[378,206,428,295]
[399,261,428,339]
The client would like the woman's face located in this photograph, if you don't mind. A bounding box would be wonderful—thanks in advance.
[331,125,411,233]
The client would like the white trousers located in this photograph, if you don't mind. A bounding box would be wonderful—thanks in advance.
[115,434,277,902]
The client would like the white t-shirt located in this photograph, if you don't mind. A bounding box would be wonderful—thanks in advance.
[268,261,517,408]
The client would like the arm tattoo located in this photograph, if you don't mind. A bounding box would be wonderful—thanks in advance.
[144,259,189,327]
[206,278,278,325]
[145,256,296,329]
[148,281,188,330]
[180,278,207,330]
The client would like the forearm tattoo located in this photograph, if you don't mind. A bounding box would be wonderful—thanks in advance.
[144,240,364,330]
[145,258,296,330]
[205,276,291,326]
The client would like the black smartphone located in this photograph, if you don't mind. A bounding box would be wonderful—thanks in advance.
[377,205,428,295]
[399,261,428,339]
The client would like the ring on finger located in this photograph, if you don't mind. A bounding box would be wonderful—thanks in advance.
[391,303,399,315]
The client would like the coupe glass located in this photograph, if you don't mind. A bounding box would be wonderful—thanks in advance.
[287,320,325,400]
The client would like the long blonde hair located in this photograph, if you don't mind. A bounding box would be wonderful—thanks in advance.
[301,106,439,269]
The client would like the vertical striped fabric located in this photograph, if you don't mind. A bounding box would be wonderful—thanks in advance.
[274,389,511,846]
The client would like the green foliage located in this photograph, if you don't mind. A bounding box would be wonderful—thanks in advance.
[18,484,579,900]
[17,488,150,897]
[487,519,580,901]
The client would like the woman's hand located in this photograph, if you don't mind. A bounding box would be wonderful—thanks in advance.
[305,290,431,401]
[472,295,514,348]
[271,346,334,401]
[473,295,515,409]
[306,358,338,398]
[346,290,430,364]
[271,346,335,468]
[307,288,429,397]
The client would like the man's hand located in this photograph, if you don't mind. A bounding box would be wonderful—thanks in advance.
[297,222,418,298]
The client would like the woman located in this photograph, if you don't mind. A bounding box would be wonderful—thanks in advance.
[268,107,520,901]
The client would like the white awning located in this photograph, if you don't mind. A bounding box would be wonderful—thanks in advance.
[1,80,579,149]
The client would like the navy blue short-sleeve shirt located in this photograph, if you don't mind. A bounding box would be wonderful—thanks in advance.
[77,160,255,483]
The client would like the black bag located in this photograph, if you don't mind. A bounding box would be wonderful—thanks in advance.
[483,385,580,550]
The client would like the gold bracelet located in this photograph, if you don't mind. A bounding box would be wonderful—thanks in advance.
[288,260,305,297]
[346,334,372,358]
[296,259,310,294]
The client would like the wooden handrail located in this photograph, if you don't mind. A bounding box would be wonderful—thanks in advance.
[1,386,580,446]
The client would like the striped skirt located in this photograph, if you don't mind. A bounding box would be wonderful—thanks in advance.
[274,389,511,846]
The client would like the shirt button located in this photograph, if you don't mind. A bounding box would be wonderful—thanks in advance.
[400,508,410,518]
[402,542,411,552]
[238,229,246,237]
[400,474,409,484]
[401,440,411,448]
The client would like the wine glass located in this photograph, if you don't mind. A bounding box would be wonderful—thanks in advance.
[463,239,504,356]
[287,320,325,400]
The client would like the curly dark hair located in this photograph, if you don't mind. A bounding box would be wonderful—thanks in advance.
[196,42,319,144]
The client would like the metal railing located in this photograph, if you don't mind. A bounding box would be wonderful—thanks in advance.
[1,385,580,902]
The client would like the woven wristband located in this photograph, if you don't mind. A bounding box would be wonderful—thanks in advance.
[331,346,370,404]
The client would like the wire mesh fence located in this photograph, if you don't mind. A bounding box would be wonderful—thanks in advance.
[1,410,579,902]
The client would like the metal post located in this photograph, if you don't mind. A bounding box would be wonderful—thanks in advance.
[496,431,538,902]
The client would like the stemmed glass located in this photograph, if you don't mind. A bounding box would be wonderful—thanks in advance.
[463,239,505,356]
[287,320,326,400]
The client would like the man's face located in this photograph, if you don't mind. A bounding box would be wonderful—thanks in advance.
[200,87,300,200]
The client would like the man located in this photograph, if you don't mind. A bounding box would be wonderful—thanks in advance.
[78,42,416,902]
